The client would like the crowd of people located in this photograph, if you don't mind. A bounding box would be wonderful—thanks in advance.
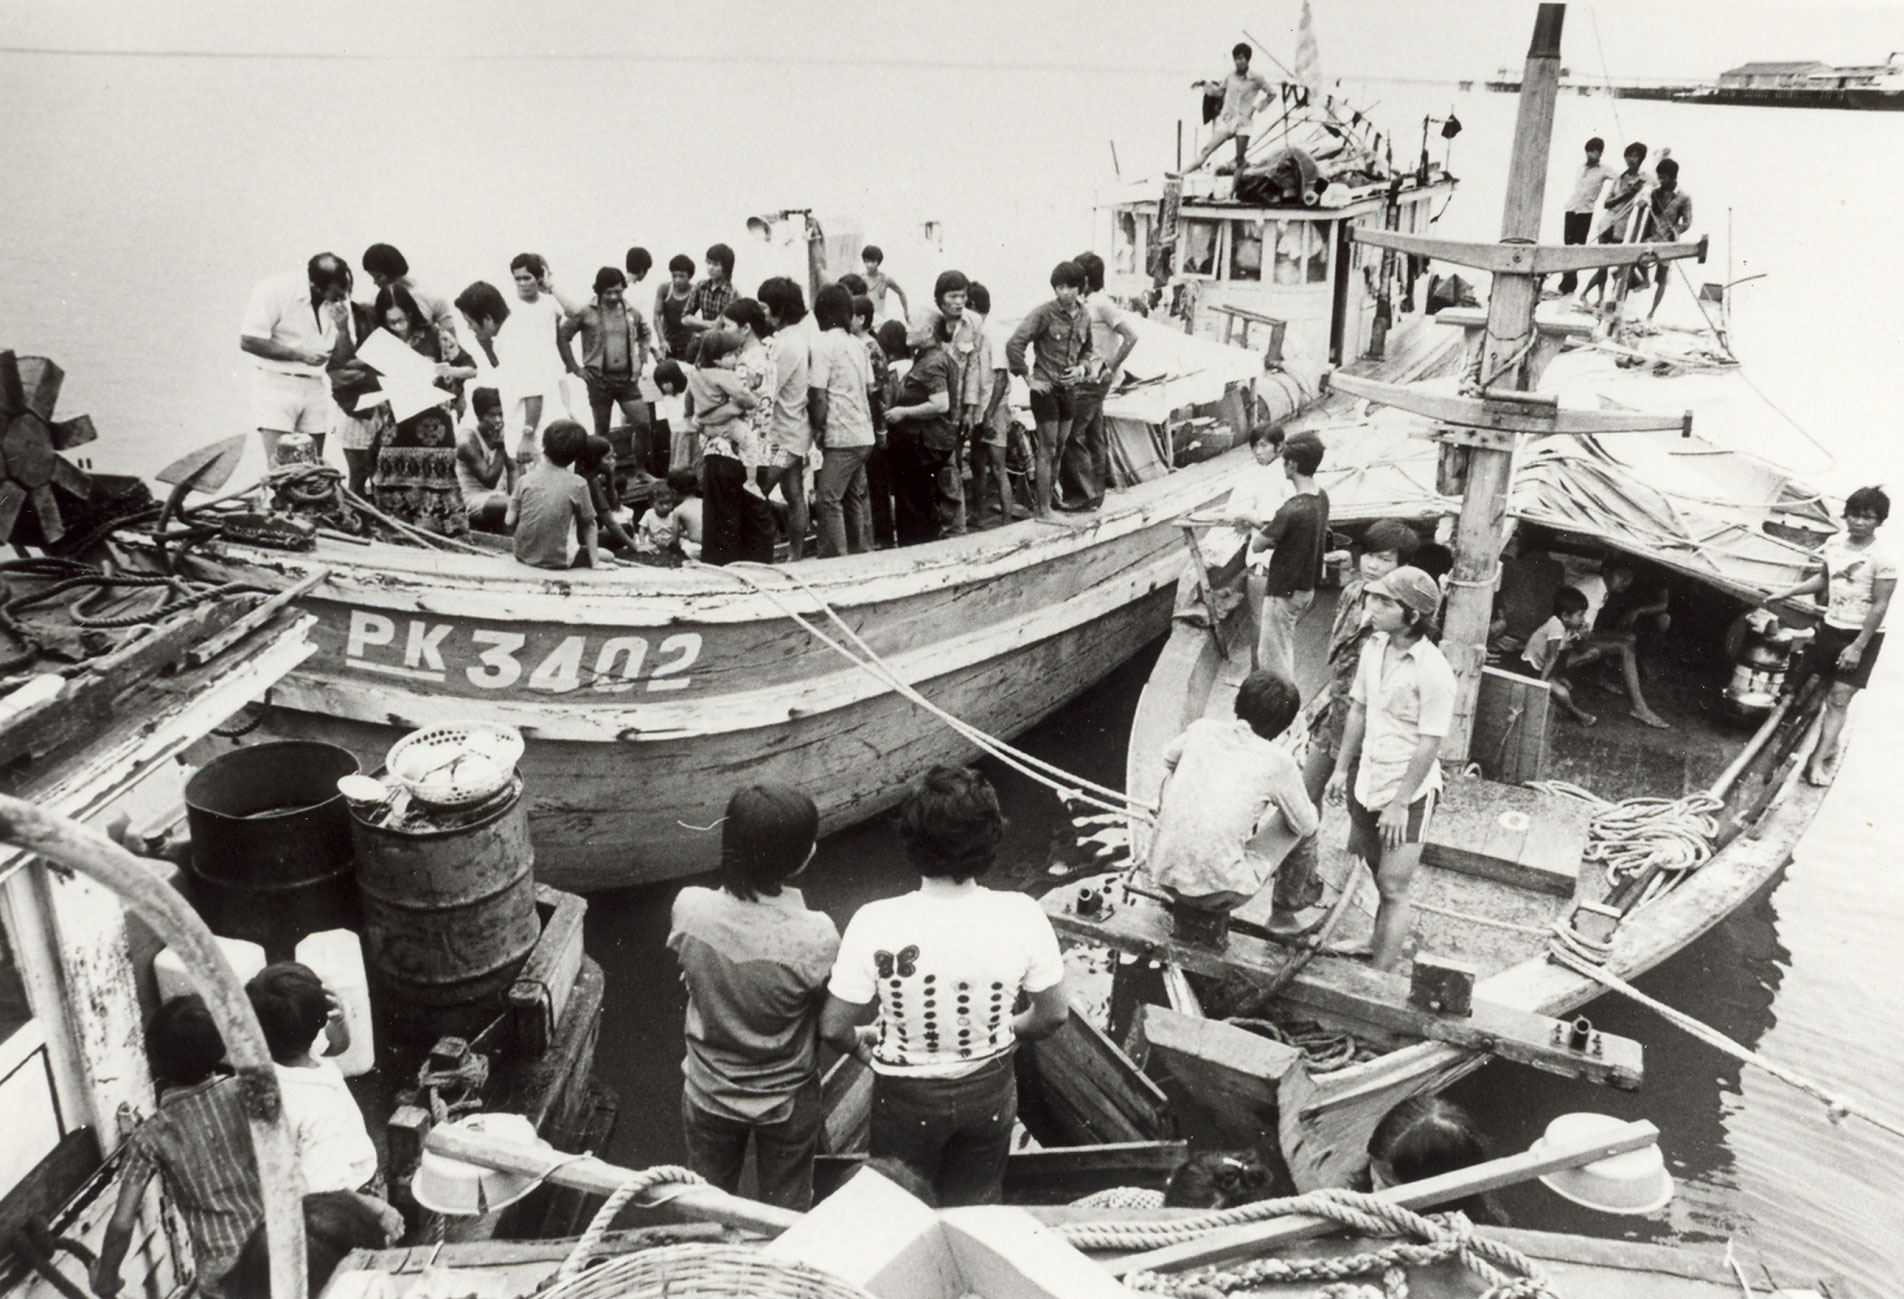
[241,238,1147,570]
[1554,134,1695,319]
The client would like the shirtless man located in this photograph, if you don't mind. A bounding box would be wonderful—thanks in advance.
[1188,44,1276,173]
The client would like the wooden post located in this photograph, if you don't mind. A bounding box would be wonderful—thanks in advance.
[1439,3,1565,763]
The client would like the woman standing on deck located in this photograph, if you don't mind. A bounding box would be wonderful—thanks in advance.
[369,287,470,539]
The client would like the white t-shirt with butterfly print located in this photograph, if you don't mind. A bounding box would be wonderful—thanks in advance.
[831,878,1065,1079]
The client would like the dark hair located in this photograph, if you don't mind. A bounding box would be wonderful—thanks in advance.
[705,242,736,277]
[147,995,225,1088]
[757,276,809,328]
[1368,1096,1497,1221]
[666,467,700,497]
[668,253,696,276]
[1248,424,1286,449]
[1233,670,1300,740]
[1072,251,1107,294]
[1846,485,1891,522]
[1361,518,1420,562]
[626,246,653,277]
[580,434,613,473]
[720,784,820,902]
[838,272,869,296]
[876,320,910,359]
[895,765,1002,881]
[1281,433,1324,476]
[1232,41,1252,59]
[861,245,885,266]
[813,283,854,331]
[721,297,772,339]
[966,281,992,315]
[247,968,330,1063]
[373,285,427,336]
[362,243,409,280]
[1554,584,1590,616]
[1585,136,1605,152]
[1413,541,1454,581]
[454,281,512,329]
[851,294,876,329]
[227,1191,394,1299]
[541,419,589,467]
[509,252,547,279]
[653,360,687,395]
[472,386,502,417]
[593,266,627,296]
[1654,157,1679,179]
[1050,260,1086,290]
[697,328,745,366]
[1164,1150,1273,1209]
[1624,141,1648,161]
[308,253,350,295]
[933,270,970,306]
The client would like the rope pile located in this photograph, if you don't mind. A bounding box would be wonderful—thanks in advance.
[1060,1190,1557,1299]
[1524,780,1719,900]
[1226,1017,1373,1073]
[0,557,271,677]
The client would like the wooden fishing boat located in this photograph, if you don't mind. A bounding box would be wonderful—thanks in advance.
[1047,3,1843,1197]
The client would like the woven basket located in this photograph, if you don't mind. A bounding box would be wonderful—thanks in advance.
[538,1243,880,1299]
[384,722,524,807]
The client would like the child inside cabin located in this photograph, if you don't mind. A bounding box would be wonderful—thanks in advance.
[507,419,600,570]
[247,963,378,1195]
[669,785,841,1210]
[1511,585,1598,724]
[578,434,640,556]
[93,997,264,1298]
[1148,670,1319,928]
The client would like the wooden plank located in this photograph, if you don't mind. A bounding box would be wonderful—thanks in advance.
[1421,776,1588,898]
[183,566,329,667]
[1136,1005,1299,1129]
[508,885,587,1055]
[1350,227,1706,276]
[1327,372,1691,437]
[818,1054,872,1155]
[1021,1010,1171,1145]
[1044,890,1641,1088]
[1105,1119,1662,1276]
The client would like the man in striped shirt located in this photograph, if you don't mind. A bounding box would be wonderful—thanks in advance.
[93,997,264,1298]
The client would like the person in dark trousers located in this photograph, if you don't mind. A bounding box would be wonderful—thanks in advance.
[1248,433,1329,682]
[1004,261,1095,516]
[1556,136,1607,297]
[558,267,655,482]
[821,767,1070,1206]
[1068,251,1140,511]
[869,319,910,546]
[884,314,958,546]
[669,785,840,1210]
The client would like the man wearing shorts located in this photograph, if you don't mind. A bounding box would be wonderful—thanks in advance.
[1326,566,1453,971]
[240,254,351,465]
[1004,261,1094,518]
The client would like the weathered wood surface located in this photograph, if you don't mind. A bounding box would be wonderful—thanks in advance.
[1421,774,1591,898]
[1017,1009,1174,1146]
[1471,665,1552,784]
[1133,1004,1301,1134]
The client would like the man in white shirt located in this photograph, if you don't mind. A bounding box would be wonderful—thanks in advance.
[239,254,351,464]
[508,253,585,443]
[821,767,1070,1206]
[1556,136,1608,296]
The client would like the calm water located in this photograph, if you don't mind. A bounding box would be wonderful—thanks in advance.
[3,45,1902,1296]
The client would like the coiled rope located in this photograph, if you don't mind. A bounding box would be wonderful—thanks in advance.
[1060,1190,1556,1299]
[556,1165,706,1280]
[1523,780,1719,898]
[722,562,1157,822]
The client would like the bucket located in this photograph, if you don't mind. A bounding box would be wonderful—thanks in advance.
[184,740,361,956]
[352,777,539,1047]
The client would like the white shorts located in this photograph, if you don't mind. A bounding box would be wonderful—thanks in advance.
[252,370,330,435]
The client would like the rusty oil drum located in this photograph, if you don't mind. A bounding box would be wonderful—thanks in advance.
[350,776,540,1045]
[185,740,361,956]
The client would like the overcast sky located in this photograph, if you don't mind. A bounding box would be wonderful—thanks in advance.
[2,1,1901,81]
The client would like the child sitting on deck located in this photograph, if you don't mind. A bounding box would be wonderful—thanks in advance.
[507,419,600,570]
[1148,670,1319,933]
[579,434,640,556]
[1510,585,1597,725]
[632,481,685,560]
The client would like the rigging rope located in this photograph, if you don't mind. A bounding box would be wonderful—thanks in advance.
[721,562,1157,822]
[1522,780,1719,893]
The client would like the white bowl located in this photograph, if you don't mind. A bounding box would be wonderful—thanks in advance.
[1531,1112,1674,1215]
[410,1112,548,1216]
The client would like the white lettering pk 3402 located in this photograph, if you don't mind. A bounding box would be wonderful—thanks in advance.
[343,610,701,694]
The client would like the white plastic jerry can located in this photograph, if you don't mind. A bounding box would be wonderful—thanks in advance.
[294,928,376,1077]
[153,936,267,1006]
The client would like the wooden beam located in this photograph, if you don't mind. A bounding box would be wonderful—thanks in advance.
[1135,1005,1300,1128]
[1103,1118,1660,1276]
[1350,227,1707,276]
[1326,372,1691,437]
[1044,893,1642,1088]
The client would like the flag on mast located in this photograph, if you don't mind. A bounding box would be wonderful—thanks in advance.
[1293,0,1325,97]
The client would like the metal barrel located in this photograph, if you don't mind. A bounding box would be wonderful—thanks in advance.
[350,778,540,1045]
[184,740,361,956]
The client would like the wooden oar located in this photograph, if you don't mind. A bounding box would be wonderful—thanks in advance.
[1103,1118,1659,1277]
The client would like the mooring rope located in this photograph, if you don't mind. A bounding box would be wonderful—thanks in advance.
[1523,780,1719,895]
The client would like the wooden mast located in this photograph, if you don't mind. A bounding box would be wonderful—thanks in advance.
[1330,2,1705,763]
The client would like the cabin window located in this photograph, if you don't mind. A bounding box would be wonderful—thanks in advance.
[0,903,64,1195]
[1271,222,1329,286]
[1229,221,1264,281]
[1182,219,1219,277]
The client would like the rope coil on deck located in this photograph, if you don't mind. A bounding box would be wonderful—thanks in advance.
[1062,1190,1556,1299]
[1524,780,1719,896]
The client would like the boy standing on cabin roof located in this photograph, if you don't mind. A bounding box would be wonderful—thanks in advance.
[1556,136,1608,297]
[1643,157,1693,320]
[1577,141,1650,307]
[1187,43,1277,175]
[1326,566,1453,972]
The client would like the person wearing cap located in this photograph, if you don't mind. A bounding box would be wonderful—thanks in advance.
[1325,565,1453,971]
